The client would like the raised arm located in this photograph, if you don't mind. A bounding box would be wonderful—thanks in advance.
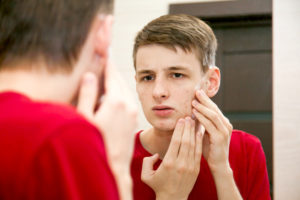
[77,63,138,200]
[192,89,243,200]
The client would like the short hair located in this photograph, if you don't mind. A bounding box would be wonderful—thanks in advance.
[133,14,217,72]
[0,0,113,72]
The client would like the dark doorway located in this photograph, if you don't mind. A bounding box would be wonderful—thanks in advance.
[170,0,273,196]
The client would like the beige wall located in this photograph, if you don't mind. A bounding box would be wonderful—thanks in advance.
[111,0,229,130]
[273,0,300,199]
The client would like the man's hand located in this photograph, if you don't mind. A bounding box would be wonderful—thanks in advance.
[141,117,203,200]
[192,89,242,200]
[77,62,138,200]
[192,89,232,173]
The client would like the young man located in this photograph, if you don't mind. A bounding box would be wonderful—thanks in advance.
[131,14,270,200]
[0,0,137,199]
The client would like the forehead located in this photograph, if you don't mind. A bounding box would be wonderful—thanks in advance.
[135,44,202,74]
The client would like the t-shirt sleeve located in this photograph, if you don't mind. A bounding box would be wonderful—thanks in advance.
[245,136,271,200]
[26,120,119,200]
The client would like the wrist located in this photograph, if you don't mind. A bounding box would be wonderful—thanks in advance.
[112,165,131,181]
[114,173,133,200]
[211,163,234,182]
[156,192,187,200]
[210,164,243,200]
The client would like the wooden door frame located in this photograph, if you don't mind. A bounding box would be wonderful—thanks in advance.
[169,0,272,18]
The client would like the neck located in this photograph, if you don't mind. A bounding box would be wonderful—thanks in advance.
[0,67,80,104]
[140,127,174,159]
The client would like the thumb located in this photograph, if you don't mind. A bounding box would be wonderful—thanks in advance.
[141,153,160,184]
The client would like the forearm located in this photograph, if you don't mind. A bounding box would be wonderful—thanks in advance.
[114,170,133,200]
[212,165,243,200]
[111,162,132,200]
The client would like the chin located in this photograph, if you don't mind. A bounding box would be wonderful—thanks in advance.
[149,118,177,132]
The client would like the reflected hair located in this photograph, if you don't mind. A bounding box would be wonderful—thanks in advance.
[133,14,217,72]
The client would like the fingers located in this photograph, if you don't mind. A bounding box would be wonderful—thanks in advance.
[192,108,218,138]
[141,153,160,183]
[194,127,203,166]
[189,119,196,164]
[77,72,98,119]
[103,62,137,113]
[177,117,192,161]
[164,118,185,160]
[192,100,227,133]
[195,90,232,131]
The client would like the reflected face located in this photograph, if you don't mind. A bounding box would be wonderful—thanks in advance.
[135,45,205,131]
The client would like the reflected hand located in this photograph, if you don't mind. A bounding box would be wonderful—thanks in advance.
[192,89,233,174]
[141,117,203,200]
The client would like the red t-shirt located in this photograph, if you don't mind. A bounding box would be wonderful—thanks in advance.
[131,130,271,200]
[0,92,119,200]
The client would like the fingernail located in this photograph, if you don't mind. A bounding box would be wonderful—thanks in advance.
[192,100,197,106]
[200,89,205,96]
[178,118,184,123]
[84,73,96,84]
[196,131,202,137]
[185,116,191,121]
[191,119,195,126]
[191,113,196,120]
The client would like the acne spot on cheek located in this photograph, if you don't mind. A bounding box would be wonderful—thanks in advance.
[181,89,194,115]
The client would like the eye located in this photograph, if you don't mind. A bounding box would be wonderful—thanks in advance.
[171,73,184,79]
[141,75,154,81]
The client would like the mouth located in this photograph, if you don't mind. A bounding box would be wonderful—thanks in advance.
[152,105,174,117]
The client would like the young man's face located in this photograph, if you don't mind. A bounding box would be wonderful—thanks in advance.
[135,44,206,132]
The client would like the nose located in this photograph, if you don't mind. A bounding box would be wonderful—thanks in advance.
[152,77,169,102]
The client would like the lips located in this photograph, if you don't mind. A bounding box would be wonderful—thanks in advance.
[152,105,174,117]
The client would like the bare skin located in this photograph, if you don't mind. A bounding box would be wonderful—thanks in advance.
[135,45,242,200]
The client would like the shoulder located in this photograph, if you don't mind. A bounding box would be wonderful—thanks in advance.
[31,105,111,180]
[229,129,267,171]
[0,91,97,133]
[32,102,104,150]
[35,102,105,155]
[229,130,266,167]
[230,129,263,151]
[1,91,103,156]
[29,117,117,200]
[229,131,270,199]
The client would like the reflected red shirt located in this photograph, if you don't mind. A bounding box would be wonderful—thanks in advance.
[0,92,119,200]
[131,130,271,200]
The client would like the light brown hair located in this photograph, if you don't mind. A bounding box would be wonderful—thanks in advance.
[133,14,217,72]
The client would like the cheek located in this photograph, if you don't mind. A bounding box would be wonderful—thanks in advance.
[179,88,195,115]
[137,86,150,107]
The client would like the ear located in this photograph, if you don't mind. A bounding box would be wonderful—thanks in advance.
[205,66,221,98]
[94,14,114,59]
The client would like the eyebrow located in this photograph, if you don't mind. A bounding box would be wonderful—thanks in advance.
[136,65,191,75]
[136,69,154,75]
[167,66,190,72]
